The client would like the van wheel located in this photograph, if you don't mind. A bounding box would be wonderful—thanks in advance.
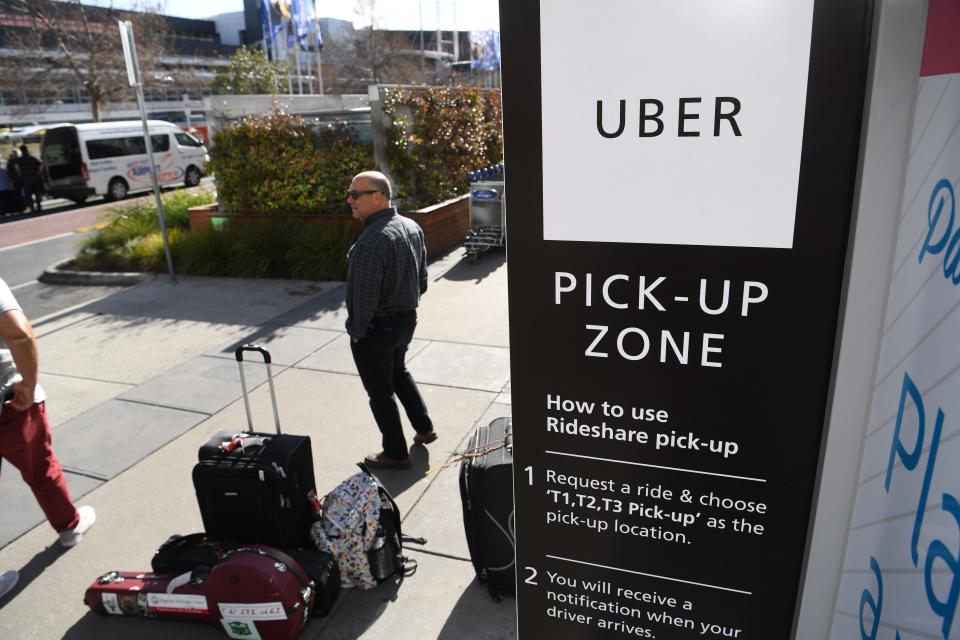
[106,178,128,201]
[184,166,202,188]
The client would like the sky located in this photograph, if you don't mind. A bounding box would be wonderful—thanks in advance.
[86,0,501,31]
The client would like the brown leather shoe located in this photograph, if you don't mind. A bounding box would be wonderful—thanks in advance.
[363,451,412,469]
[413,431,438,446]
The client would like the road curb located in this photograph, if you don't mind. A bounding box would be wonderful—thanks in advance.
[38,259,146,286]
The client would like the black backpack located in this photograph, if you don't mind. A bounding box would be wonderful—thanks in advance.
[357,463,425,582]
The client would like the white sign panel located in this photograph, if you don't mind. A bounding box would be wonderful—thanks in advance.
[829,13,960,637]
[540,0,814,248]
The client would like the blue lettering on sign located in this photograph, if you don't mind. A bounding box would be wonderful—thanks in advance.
[128,165,151,178]
[860,556,883,639]
[918,179,959,285]
[885,372,943,565]
[869,371,958,638]
[925,494,960,638]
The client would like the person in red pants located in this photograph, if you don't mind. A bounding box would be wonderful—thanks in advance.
[0,278,95,548]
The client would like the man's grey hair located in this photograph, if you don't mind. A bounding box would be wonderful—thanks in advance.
[355,171,392,199]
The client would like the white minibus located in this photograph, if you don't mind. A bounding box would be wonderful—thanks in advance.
[41,120,208,203]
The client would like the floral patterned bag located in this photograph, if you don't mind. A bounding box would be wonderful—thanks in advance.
[310,472,382,589]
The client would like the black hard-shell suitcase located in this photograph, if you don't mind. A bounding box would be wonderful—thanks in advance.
[193,345,317,549]
[459,416,516,597]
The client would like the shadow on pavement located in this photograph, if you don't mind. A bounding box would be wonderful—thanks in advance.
[365,446,431,503]
[440,251,505,284]
[306,579,402,639]
[437,581,518,639]
[0,543,68,610]
[80,278,334,326]
[260,284,347,331]
[63,611,220,640]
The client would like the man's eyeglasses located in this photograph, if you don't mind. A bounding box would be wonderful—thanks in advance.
[347,189,380,200]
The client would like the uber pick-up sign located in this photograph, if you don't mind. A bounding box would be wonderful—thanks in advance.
[540,0,815,249]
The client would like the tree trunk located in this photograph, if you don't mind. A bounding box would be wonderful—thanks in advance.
[89,88,102,122]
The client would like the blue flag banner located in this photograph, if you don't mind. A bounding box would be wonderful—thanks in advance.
[470,30,501,71]
[260,0,272,48]
[311,0,323,50]
[289,0,316,50]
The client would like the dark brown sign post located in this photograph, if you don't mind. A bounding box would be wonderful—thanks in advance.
[500,1,873,637]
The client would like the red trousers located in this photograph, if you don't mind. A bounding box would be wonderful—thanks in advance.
[0,402,79,532]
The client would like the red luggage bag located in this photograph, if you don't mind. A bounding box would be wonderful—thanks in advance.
[85,545,315,640]
[84,569,212,622]
[206,545,315,640]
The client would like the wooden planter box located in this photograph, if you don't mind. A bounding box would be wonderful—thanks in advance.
[187,204,360,235]
[189,194,469,259]
[402,194,469,258]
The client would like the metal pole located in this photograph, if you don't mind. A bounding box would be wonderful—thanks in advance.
[286,30,293,94]
[265,0,275,59]
[419,0,426,84]
[314,14,323,95]
[452,0,459,61]
[436,0,442,56]
[296,46,303,94]
[135,88,176,283]
[305,41,313,94]
[120,20,176,283]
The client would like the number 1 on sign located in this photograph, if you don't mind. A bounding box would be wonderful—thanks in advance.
[525,466,534,485]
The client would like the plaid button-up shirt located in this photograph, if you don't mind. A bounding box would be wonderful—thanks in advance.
[346,207,428,338]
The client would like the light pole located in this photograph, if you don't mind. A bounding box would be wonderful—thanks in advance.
[118,20,176,283]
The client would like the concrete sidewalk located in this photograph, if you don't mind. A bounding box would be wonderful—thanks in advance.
[0,248,517,639]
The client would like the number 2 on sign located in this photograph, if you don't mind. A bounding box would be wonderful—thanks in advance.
[525,567,538,586]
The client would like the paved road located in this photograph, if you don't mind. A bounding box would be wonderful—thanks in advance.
[0,178,216,319]
[0,176,215,250]
[0,233,124,321]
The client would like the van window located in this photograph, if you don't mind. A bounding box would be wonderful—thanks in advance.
[175,133,203,147]
[86,134,169,159]
[151,134,169,152]
[87,138,129,160]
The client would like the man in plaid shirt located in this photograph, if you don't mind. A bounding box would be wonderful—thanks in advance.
[346,171,437,469]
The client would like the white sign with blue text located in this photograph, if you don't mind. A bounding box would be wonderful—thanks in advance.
[830,67,960,639]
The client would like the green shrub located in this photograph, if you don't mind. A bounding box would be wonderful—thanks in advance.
[287,223,352,280]
[210,112,374,216]
[382,85,503,209]
[76,219,353,281]
[162,189,217,229]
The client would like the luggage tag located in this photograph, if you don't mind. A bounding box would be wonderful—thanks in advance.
[218,433,271,454]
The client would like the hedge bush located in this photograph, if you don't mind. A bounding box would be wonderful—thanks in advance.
[210,112,374,216]
[74,189,353,280]
[382,85,503,209]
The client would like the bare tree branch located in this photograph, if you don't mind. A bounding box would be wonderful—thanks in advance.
[1,0,171,121]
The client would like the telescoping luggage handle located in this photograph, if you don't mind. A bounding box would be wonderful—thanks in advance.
[235,344,281,435]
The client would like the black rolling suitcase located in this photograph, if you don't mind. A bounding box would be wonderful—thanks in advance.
[193,345,317,549]
[459,416,516,597]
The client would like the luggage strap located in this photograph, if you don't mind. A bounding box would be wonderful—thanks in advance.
[428,438,509,475]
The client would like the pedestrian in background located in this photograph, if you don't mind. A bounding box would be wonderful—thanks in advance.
[16,145,43,213]
[0,160,24,215]
[6,148,23,208]
[0,278,95,549]
[345,171,438,469]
